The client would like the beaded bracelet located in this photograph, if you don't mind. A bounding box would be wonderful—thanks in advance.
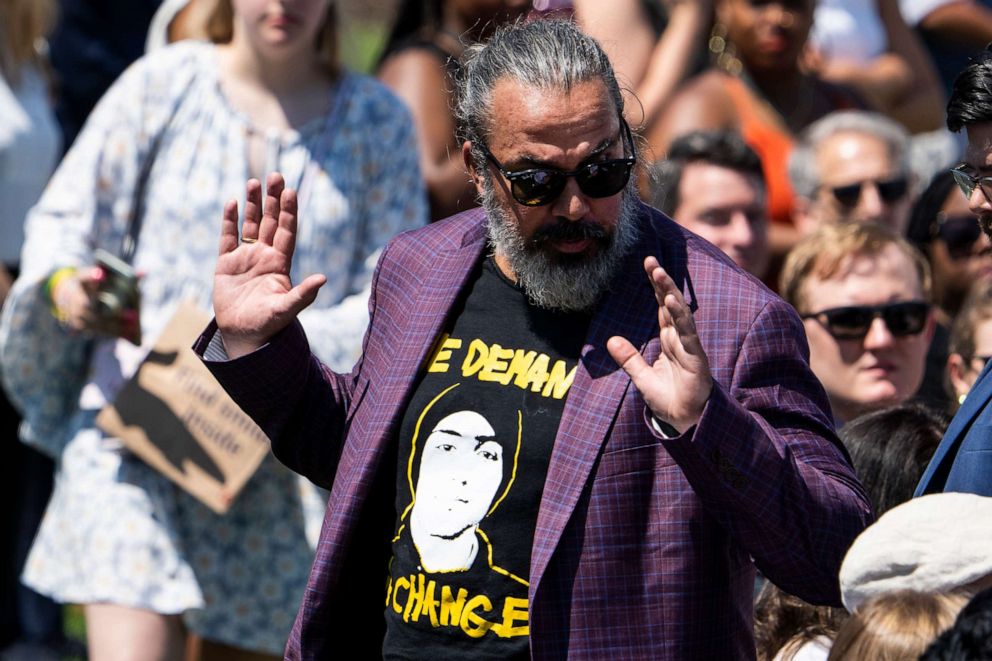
[45,266,77,323]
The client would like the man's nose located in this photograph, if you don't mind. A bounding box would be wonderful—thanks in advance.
[856,182,885,221]
[968,184,992,217]
[729,211,755,248]
[862,316,895,350]
[552,177,591,221]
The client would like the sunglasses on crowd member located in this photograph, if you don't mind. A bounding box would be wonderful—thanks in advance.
[478,119,637,207]
[951,164,992,203]
[801,301,930,340]
[933,211,983,259]
[828,177,909,208]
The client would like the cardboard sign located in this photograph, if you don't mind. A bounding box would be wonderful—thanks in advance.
[97,301,270,514]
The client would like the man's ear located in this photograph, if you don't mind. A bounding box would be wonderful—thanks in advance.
[924,308,937,343]
[948,352,973,402]
[463,141,485,195]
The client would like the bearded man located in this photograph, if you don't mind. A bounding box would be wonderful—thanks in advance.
[197,20,871,660]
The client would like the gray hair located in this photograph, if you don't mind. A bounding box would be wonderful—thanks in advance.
[788,110,910,199]
[455,19,626,166]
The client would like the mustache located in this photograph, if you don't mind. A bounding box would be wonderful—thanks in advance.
[980,214,992,241]
[531,219,610,246]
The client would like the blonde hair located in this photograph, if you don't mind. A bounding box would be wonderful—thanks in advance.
[0,0,57,82]
[780,222,932,313]
[206,0,338,74]
[827,590,966,661]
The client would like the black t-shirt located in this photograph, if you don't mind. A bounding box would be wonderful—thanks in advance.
[382,257,590,659]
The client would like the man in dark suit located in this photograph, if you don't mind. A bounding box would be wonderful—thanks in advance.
[918,47,992,497]
[198,19,871,660]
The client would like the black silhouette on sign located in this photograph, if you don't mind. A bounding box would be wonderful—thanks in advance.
[113,349,225,483]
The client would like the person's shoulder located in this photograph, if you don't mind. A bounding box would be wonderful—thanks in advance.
[339,71,416,126]
[368,208,485,293]
[105,40,210,101]
[378,43,450,82]
[673,69,736,103]
[125,40,212,79]
[385,208,486,257]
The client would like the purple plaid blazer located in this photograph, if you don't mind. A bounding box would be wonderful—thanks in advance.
[200,203,872,660]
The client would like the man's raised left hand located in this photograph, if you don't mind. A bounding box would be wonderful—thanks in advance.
[607,256,713,434]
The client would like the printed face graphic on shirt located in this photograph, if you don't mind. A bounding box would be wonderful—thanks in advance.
[411,411,503,572]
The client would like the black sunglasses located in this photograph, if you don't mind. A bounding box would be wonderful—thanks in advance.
[828,177,908,208]
[801,301,930,340]
[933,212,982,259]
[478,119,637,207]
[951,165,992,204]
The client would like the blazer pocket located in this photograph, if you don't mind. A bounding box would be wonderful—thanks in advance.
[596,440,678,479]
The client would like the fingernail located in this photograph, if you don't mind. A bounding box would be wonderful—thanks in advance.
[90,266,105,282]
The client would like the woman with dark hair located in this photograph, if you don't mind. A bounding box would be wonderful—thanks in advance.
[906,170,992,320]
[841,401,949,514]
[377,0,530,221]
[0,0,426,658]
[905,170,992,411]
[653,0,862,262]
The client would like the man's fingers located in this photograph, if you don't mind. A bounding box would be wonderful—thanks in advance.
[607,336,653,386]
[260,173,286,245]
[643,257,686,312]
[242,179,263,242]
[273,188,299,257]
[286,273,327,316]
[219,199,240,255]
[665,294,705,357]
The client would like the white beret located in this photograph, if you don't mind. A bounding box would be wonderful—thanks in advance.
[839,493,992,612]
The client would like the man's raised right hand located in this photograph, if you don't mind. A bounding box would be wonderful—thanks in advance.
[213,172,326,359]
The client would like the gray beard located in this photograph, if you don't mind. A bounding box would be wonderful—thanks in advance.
[481,177,639,312]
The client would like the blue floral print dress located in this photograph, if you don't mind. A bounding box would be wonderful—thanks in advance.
[1,42,426,654]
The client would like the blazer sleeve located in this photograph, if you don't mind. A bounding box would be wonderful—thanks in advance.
[655,296,874,606]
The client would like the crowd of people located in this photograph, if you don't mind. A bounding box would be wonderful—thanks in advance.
[4,0,992,660]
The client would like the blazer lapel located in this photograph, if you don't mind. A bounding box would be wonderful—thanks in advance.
[330,216,488,520]
[529,210,679,596]
[381,226,488,411]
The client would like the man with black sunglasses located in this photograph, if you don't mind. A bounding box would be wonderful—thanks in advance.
[782,223,935,425]
[789,110,913,235]
[196,19,871,660]
[919,46,992,498]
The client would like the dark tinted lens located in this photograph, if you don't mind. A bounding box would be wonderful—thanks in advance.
[830,183,862,208]
[575,160,633,198]
[877,177,908,202]
[952,169,978,199]
[937,215,982,258]
[821,307,874,339]
[881,302,929,336]
[510,170,565,206]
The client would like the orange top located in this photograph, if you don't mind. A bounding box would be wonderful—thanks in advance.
[722,75,796,227]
